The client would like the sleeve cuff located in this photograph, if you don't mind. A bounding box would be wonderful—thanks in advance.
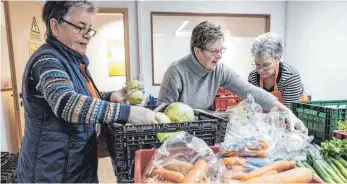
[117,104,131,125]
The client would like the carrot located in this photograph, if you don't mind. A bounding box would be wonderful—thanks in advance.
[262,170,278,176]
[227,170,246,180]
[242,160,296,181]
[224,157,247,166]
[225,179,241,184]
[245,167,313,183]
[239,150,268,158]
[152,168,185,183]
[182,159,209,183]
[232,165,247,173]
[164,159,193,173]
[144,177,158,183]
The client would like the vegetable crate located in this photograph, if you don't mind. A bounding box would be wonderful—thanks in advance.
[217,87,233,96]
[291,100,347,143]
[1,152,19,183]
[133,146,219,183]
[210,95,242,111]
[106,106,220,183]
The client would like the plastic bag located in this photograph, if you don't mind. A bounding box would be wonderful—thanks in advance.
[220,94,313,160]
[142,132,227,183]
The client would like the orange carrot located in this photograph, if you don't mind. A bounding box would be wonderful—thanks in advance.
[144,177,158,183]
[224,157,247,166]
[242,160,296,181]
[182,159,209,183]
[245,167,313,183]
[232,165,247,173]
[225,179,241,184]
[262,170,278,176]
[164,159,193,173]
[152,168,185,183]
[227,170,246,180]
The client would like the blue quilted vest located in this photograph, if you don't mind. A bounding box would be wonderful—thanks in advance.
[16,37,100,183]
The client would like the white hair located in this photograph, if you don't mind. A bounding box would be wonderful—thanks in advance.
[251,32,283,60]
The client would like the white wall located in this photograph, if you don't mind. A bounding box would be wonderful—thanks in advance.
[138,1,286,97]
[285,1,347,100]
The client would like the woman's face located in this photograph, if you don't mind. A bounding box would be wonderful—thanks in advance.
[51,7,95,55]
[254,55,279,79]
[194,38,226,71]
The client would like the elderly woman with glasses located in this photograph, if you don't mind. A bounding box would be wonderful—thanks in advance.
[248,32,309,108]
[159,21,307,133]
[16,1,158,183]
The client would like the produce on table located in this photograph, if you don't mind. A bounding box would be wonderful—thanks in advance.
[219,138,269,158]
[164,102,194,122]
[338,120,347,130]
[320,139,347,157]
[244,167,313,183]
[125,79,143,92]
[305,149,347,183]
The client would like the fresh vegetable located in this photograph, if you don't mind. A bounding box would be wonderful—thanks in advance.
[164,102,195,123]
[307,150,338,183]
[336,156,347,168]
[125,79,143,92]
[262,170,278,176]
[241,160,296,181]
[320,139,347,157]
[227,170,246,180]
[223,157,247,166]
[330,157,347,179]
[245,167,313,183]
[338,120,347,130]
[154,112,171,123]
[325,156,347,182]
[182,159,208,183]
[152,168,185,183]
[164,159,193,173]
[301,160,323,181]
[126,89,144,105]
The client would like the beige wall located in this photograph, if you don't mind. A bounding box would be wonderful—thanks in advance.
[7,1,45,136]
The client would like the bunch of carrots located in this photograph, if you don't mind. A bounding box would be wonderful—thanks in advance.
[143,158,212,183]
[220,139,269,158]
[223,157,313,183]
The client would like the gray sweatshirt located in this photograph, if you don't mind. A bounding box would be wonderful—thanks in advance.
[158,54,277,109]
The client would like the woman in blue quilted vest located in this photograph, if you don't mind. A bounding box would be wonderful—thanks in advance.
[16,1,158,182]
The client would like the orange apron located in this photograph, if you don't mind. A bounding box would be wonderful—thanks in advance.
[260,65,309,103]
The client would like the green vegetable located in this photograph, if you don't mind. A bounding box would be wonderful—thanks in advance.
[126,89,144,105]
[164,102,195,123]
[338,120,347,130]
[302,161,323,181]
[296,160,305,167]
[155,112,171,124]
[320,139,347,157]
[325,156,347,182]
[330,157,347,179]
[320,159,343,183]
[125,79,143,92]
[156,131,184,142]
[336,156,347,168]
[308,150,335,183]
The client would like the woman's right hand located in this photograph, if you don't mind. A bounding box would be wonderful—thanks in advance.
[127,106,159,125]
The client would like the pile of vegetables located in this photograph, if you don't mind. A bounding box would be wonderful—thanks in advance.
[338,120,347,130]
[296,141,347,183]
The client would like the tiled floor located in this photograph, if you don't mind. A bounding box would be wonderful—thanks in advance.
[98,157,117,183]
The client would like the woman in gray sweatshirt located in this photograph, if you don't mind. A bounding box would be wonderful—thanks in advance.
[158,21,307,134]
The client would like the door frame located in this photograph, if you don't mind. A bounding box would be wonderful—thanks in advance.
[2,1,22,144]
[98,8,131,83]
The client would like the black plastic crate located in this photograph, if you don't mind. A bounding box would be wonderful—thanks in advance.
[106,106,219,183]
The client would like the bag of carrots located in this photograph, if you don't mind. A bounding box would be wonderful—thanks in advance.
[142,132,227,183]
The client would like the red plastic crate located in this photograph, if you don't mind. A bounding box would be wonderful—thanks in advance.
[210,95,241,111]
[333,130,347,139]
[133,146,324,183]
[134,146,218,183]
[217,87,233,96]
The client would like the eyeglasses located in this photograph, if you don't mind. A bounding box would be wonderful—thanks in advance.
[252,62,274,71]
[62,19,97,37]
[204,47,226,56]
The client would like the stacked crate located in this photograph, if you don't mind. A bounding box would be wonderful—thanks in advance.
[210,87,242,111]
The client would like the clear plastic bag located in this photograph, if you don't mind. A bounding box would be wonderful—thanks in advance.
[142,132,227,183]
[220,94,313,160]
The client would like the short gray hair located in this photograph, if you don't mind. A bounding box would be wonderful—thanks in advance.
[190,21,224,54]
[42,1,97,37]
[251,32,283,60]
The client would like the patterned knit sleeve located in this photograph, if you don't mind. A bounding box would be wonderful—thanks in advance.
[30,55,130,125]
[99,91,114,101]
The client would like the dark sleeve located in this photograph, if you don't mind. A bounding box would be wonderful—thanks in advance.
[30,55,130,125]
